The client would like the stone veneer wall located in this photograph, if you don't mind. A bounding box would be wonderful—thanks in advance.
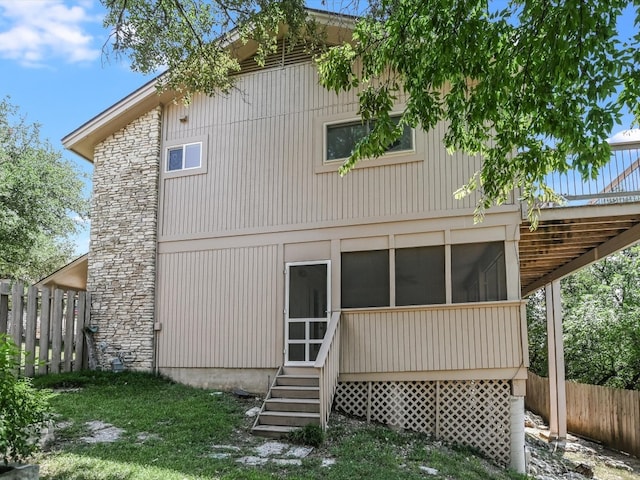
[87,107,161,371]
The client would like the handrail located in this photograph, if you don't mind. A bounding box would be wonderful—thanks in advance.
[314,311,341,429]
[529,141,640,211]
[314,311,340,369]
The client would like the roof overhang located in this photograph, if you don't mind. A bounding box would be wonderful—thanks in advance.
[62,9,356,163]
[520,204,640,296]
[36,254,88,291]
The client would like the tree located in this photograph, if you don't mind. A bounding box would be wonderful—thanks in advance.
[102,0,640,220]
[527,245,640,390]
[0,99,88,282]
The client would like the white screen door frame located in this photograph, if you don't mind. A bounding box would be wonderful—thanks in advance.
[284,260,331,366]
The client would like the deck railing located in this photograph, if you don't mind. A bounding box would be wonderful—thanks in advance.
[314,311,341,429]
[537,140,640,208]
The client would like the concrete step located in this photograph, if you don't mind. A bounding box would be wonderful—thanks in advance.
[258,411,320,427]
[276,375,319,387]
[251,424,299,439]
[264,398,320,413]
[270,385,319,399]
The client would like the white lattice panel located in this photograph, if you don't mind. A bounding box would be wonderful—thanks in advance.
[333,379,512,466]
[334,381,368,418]
[438,380,511,465]
[370,381,436,434]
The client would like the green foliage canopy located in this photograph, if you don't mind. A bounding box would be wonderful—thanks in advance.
[102,1,640,217]
[527,245,640,390]
[0,99,88,281]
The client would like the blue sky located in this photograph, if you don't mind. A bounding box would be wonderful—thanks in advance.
[0,0,156,255]
[0,0,637,256]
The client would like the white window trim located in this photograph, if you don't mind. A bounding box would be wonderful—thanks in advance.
[314,109,423,174]
[163,135,208,178]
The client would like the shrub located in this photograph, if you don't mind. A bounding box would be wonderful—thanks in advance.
[0,334,51,465]
[288,424,324,447]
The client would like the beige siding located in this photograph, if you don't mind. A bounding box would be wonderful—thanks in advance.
[159,63,497,239]
[156,245,281,368]
[340,302,525,374]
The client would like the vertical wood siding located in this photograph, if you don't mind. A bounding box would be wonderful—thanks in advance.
[340,303,525,374]
[159,63,494,239]
[156,245,280,368]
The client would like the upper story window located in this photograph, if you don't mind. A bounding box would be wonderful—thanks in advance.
[166,142,202,172]
[325,115,413,162]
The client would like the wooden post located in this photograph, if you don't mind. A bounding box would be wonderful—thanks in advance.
[38,288,51,375]
[64,290,75,372]
[546,280,567,440]
[74,291,87,371]
[0,282,10,335]
[10,282,24,351]
[51,289,64,374]
[24,286,38,377]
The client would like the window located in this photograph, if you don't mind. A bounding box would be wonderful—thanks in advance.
[326,115,413,162]
[341,250,390,308]
[395,246,445,306]
[341,241,508,309]
[451,242,506,303]
[166,142,202,172]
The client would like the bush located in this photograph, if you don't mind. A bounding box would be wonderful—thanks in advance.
[288,424,324,447]
[0,335,51,465]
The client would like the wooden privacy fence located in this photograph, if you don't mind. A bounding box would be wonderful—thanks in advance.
[526,372,640,457]
[0,281,90,376]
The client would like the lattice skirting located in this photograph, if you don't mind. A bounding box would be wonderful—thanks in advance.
[334,380,511,465]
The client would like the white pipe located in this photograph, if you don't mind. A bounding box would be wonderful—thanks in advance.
[510,396,526,474]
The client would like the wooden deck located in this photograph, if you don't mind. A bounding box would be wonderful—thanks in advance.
[520,204,640,296]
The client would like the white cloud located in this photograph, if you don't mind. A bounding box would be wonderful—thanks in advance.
[0,0,101,67]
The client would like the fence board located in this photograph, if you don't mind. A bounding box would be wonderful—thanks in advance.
[38,288,51,375]
[64,289,75,371]
[24,286,38,377]
[0,283,9,334]
[51,289,64,374]
[0,282,89,376]
[74,291,86,372]
[527,372,640,457]
[10,282,23,349]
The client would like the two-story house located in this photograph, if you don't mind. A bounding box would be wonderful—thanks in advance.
[59,9,640,472]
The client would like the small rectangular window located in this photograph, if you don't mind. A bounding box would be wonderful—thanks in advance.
[395,246,445,306]
[341,250,390,308]
[166,142,202,171]
[451,242,506,303]
[326,115,413,162]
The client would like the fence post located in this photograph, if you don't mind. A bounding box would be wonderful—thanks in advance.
[64,290,75,372]
[0,282,9,335]
[24,286,38,377]
[51,289,64,374]
[38,287,51,375]
[74,291,87,372]
[10,282,24,356]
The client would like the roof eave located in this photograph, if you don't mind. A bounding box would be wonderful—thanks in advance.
[62,9,356,163]
[62,76,175,162]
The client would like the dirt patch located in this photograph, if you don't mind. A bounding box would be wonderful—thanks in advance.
[525,411,640,480]
[80,421,125,444]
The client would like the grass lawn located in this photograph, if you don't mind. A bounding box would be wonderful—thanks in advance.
[32,372,527,480]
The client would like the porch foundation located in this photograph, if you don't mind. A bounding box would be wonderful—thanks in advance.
[159,367,279,394]
[334,379,512,466]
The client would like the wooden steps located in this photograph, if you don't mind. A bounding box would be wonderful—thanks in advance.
[251,367,320,438]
